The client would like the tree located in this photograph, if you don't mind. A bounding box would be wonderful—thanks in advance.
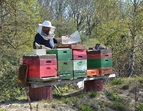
[127,0,143,76]
[0,0,43,101]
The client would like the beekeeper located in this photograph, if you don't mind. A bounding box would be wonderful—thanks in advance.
[33,20,62,49]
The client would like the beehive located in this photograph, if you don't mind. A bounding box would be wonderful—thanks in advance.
[87,69,99,77]
[46,49,72,60]
[58,60,73,79]
[87,58,112,69]
[22,54,57,78]
[87,49,112,59]
[72,49,87,60]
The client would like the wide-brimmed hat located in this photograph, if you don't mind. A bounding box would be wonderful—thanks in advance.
[39,20,55,28]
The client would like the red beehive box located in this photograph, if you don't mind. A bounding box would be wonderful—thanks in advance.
[28,65,57,78]
[72,49,87,60]
[87,49,112,59]
[84,79,104,91]
[23,54,57,65]
[29,86,52,101]
[22,54,57,78]
[87,69,99,77]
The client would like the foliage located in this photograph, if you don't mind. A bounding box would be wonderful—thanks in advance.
[0,0,43,101]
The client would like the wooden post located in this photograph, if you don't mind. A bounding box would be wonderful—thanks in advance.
[84,79,104,91]
[28,86,52,101]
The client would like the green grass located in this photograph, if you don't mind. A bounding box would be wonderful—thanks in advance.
[112,78,123,85]
[78,104,94,111]
[51,103,56,108]
[0,109,6,111]
[137,103,143,111]
[112,101,128,111]
[106,91,123,102]
[89,91,98,98]
[137,77,143,83]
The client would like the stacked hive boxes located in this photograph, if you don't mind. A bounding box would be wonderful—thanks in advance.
[22,54,57,78]
[87,49,112,76]
[22,54,57,101]
[72,48,87,79]
[46,49,73,80]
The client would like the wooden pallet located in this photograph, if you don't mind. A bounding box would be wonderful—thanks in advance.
[87,75,100,77]
[28,76,60,83]
[73,76,85,79]
[100,73,111,76]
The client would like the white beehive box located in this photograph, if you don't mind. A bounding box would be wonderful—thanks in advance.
[33,49,46,55]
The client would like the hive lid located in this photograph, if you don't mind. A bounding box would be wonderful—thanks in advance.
[87,49,112,54]
[23,54,56,59]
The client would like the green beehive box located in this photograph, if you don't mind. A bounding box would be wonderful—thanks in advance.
[46,49,72,60]
[74,70,87,79]
[58,71,73,79]
[87,58,112,69]
[73,60,87,71]
[58,60,73,79]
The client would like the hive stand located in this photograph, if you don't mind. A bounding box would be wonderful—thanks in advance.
[27,74,115,101]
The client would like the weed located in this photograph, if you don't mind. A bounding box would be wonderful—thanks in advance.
[53,94,61,100]
[78,104,94,111]
[71,96,77,105]
[112,78,122,85]
[79,93,87,98]
[137,103,143,111]
[122,84,129,90]
[51,103,56,108]
[137,78,143,83]
[112,101,128,111]
[89,91,98,98]
[61,97,71,104]
[106,91,130,110]
[65,98,71,104]
[106,91,123,102]
[99,104,105,110]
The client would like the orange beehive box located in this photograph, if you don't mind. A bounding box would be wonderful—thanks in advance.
[98,67,112,75]
[87,69,99,77]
